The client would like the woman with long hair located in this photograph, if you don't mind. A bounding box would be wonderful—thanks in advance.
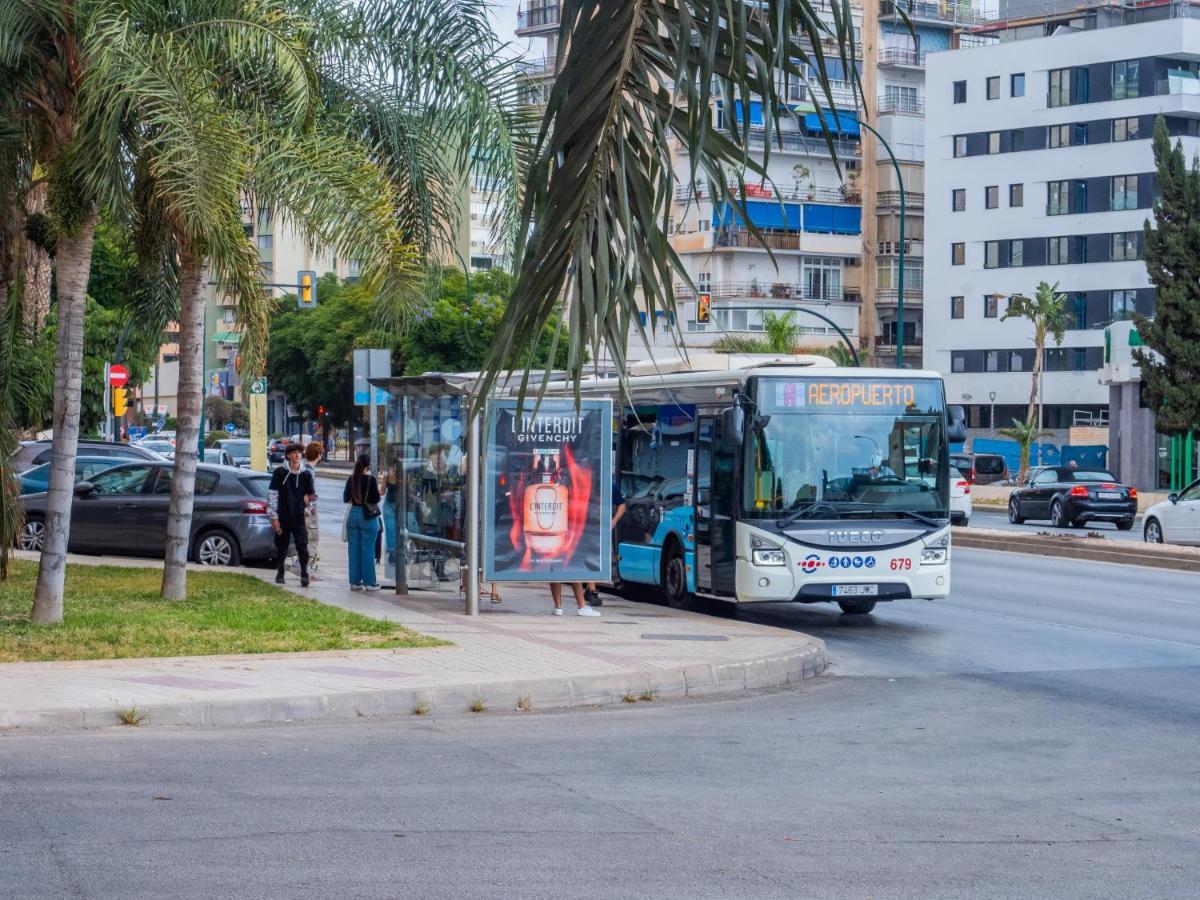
[343,452,382,590]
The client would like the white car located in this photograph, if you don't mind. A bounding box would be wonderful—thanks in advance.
[1142,479,1200,545]
[950,466,972,526]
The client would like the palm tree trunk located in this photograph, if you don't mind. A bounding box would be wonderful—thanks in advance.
[1016,331,1046,483]
[31,212,98,624]
[22,183,53,334]
[161,245,208,600]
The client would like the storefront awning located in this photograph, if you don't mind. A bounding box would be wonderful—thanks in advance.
[803,111,859,137]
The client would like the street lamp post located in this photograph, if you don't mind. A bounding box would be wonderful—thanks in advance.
[856,119,905,369]
[989,390,997,436]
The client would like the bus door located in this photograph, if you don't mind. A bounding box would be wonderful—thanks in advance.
[695,415,737,595]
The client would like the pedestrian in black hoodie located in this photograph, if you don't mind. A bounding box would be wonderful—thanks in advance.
[268,443,316,586]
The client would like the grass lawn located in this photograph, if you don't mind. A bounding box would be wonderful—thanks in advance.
[0,561,447,663]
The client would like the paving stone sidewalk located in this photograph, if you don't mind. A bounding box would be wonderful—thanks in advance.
[0,550,826,731]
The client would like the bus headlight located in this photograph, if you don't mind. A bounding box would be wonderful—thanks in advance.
[752,549,786,566]
[920,547,948,565]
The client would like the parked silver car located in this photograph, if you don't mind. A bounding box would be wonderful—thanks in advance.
[18,462,276,566]
[14,439,166,471]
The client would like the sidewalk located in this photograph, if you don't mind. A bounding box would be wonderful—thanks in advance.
[0,550,826,731]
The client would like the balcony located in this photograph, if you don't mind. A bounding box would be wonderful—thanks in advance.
[875,288,924,307]
[875,335,923,349]
[743,128,861,159]
[674,281,850,303]
[877,239,924,258]
[674,184,862,205]
[786,79,860,110]
[876,190,924,211]
[516,56,556,79]
[516,3,559,34]
[879,0,984,26]
[713,229,803,251]
[877,95,925,115]
[878,48,925,68]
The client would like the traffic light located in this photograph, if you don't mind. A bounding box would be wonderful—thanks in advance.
[697,292,711,324]
[298,270,317,308]
[317,405,325,418]
[112,387,129,417]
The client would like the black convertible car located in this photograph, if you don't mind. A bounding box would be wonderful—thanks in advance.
[1008,466,1137,529]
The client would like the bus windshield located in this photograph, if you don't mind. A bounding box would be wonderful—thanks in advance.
[744,377,949,520]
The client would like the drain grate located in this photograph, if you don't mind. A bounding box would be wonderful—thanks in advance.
[641,633,730,642]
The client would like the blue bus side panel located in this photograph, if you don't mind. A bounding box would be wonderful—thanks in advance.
[617,507,697,592]
[618,543,660,586]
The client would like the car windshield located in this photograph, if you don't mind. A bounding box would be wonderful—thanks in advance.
[746,377,949,519]
[1067,470,1118,482]
[223,440,250,454]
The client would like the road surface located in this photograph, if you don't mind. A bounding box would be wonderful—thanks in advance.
[5,550,1196,898]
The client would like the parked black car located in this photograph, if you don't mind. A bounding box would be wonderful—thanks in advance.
[18,462,277,565]
[14,438,166,471]
[1008,467,1137,529]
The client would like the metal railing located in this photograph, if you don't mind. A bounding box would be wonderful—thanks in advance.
[516,3,559,31]
[713,229,803,251]
[875,288,924,305]
[674,184,861,204]
[876,190,924,210]
[743,128,861,158]
[879,0,986,25]
[515,56,556,78]
[878,48,926,67]
[877,95,925,115]
[674,281,849,303]
[875,335,923,348]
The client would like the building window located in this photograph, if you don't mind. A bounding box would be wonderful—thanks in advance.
[1072,293,1088,328]
[951,242,965,266]
[952,353,966,373]
[1010,241,1024,267]
[256,234,273,251]
[1111,174,1138,211]
[802,257,842,301]
[1048,68,1070,107]
[984,185,999,209]
[1111,231,1140,261]
[1073,123,1089,146]
[1009,183,1024,207]
[953,80,967,103]
[984,241,1000,269]
[984,295,999,318]
[1047,180,1070,216]
[1048,236,1069,265]
[987,132,1001,154]
[952,188,966,211]
[1011,72,1025,97]
[1048,124,1071,149]
[1009,351,1026,372]
[951,296,965,319]
[986,76,1000,100]
[1113,116,1140,142]
[1112,60,1140,100]
[985,349,1001,372]
[1111,289,1137,322]
[953,135,967,157]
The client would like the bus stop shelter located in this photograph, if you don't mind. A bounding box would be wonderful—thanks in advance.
[370,374,484,615]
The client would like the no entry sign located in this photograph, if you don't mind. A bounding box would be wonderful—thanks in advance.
[108,364,129,387]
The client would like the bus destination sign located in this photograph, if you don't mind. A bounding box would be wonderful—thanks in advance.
[768,379,940,412]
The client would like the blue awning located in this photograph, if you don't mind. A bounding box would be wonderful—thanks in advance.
[713,199,802,231]
[802,203,861,235]
[717,99,765,126]
[803,111,860,137]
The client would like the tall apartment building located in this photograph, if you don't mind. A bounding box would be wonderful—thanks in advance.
[924,2,1200,454]
[859,0,985,366]
[514,0,866,361]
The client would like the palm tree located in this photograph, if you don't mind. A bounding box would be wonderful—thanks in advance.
[762,311,802,354]
[998,419,1052,483]
[1000,281,1070,481]
[475,0,860,400]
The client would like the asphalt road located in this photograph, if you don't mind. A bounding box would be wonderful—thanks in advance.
[3,549,1198,899]
[965,506,1145,542]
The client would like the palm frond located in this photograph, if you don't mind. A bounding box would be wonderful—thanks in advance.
[478,0,860,404]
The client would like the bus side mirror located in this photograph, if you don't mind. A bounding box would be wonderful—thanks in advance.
[722,405,744,444]
[946,405,967,443]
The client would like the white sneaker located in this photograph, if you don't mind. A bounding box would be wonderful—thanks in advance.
[552,607,564,616]
[365,585,381,592]
[577,606,601,617]
[350,585,364,592]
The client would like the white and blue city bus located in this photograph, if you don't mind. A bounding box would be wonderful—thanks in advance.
[574,354,968,615]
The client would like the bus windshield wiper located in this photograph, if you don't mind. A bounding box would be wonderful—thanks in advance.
[866,507,942,527]
[776,502,841,528]
[777,504,943,528]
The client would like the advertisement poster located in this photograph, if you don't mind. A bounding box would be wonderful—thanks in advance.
[484,398,612,582]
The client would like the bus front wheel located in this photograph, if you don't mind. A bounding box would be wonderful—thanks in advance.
[663,545,694,610]
[837,600,877,615]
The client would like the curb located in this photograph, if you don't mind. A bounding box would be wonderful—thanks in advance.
[0,642,827,732]
[954,528,1200,572]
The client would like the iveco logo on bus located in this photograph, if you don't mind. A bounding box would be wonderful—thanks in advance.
[827,530,886,544]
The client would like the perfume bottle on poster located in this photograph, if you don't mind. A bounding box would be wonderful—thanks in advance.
[523,450,569,555]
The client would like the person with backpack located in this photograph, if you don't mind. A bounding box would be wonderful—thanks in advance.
[268,442,316,587]
[343,452,382,591]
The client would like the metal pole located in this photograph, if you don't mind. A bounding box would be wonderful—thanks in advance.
[197,311,207,456]
[103,363,111,442]
[857,120,905,368]
[465,408,481,617]
[395,397,408,596]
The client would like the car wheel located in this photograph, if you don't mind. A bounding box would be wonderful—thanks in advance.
[1050,500,1067,528]
[1115,517,1135,532]
[17,515,45,552]
[1008,498,1025,525]
[662,543,694,610]
[838,600,877,615]
[193,529,241,566]
[1143,518,1163,543]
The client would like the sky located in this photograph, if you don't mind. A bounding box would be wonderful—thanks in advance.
[487,0,532,58]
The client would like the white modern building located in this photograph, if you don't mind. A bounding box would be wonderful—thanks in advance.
[924,3,1200,441]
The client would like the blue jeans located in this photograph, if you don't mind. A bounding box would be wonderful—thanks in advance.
[347,506,380,587]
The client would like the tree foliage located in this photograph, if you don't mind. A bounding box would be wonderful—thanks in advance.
[1133,116,1200,435]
